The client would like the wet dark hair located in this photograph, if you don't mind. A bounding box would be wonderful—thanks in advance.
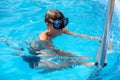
[44,9,64,23]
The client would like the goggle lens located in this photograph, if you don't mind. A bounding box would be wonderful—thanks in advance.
[53,17,68,30]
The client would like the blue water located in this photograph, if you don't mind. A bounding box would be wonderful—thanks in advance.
[0,0,120,80]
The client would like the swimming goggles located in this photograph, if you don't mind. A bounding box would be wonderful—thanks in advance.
[45,17,69,30]
[53,17,68,30]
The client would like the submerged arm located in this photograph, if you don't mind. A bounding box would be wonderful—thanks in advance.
[43,40,89,60]
[0,38,24,51]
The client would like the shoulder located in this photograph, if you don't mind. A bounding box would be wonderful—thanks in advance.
[62,28,74,35]
[39,31,49,41]
[62,28,69,33]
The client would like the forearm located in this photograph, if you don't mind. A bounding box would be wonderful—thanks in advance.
[63,28,102,41]
[73,33,102,41]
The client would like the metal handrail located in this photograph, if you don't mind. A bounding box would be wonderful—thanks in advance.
[97,0,115,69]
[87,0,115,79]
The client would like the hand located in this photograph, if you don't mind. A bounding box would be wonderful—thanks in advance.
[108,44,114,49]
[89,36,102,42]
[94,37,102,42]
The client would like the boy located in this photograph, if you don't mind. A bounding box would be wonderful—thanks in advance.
[29,9,102,69]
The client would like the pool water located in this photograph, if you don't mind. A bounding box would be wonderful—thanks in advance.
[0,0,120,80]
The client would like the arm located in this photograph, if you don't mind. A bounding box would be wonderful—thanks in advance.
[62,28,102,41]
[0,38,24,51]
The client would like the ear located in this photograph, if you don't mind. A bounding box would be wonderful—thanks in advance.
[46,22,51,29]
[46,22,53,27]
[46,22,49,26]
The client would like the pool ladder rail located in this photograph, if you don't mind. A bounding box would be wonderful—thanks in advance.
[87,0,115,79]
[97,0,115,69]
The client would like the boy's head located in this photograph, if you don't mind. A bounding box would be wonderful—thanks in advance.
[44,9,68,30]
[45,9,64,23]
